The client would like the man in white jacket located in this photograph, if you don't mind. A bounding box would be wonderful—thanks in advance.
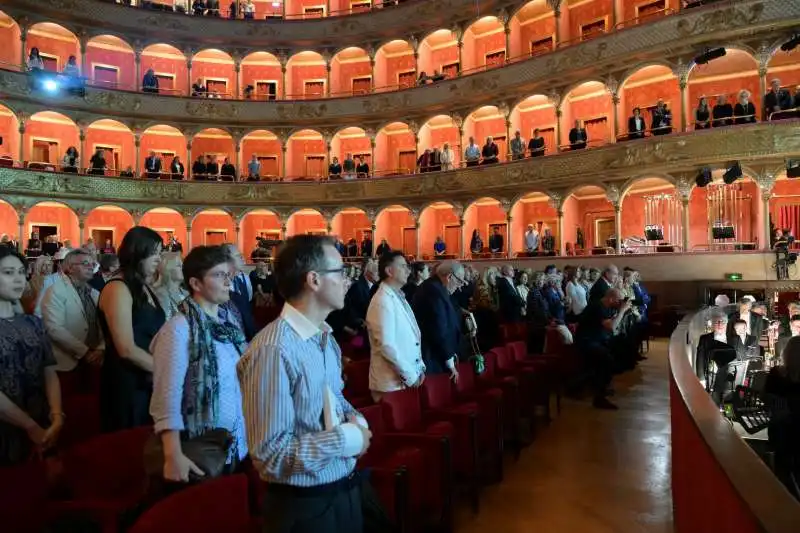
[366,250,426,401]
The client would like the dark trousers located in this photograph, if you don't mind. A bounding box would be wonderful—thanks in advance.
[262,476,363,533]
[581,342,614,400]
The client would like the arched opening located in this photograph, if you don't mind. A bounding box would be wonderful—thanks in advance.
[286,209,326,237]
[85,205,134,250]
[562,0,612,45]
[687,48,760,123]
[329,0,372,16]
[332,208,371,256]
[331,127,371,176]
[689,171,758,251]
[285,0,328,19]
[286,129,326,180]
[418,115,461,169]
[765,45,800,121]
[419,202,459,259]
[562,185,614,253]
[0,199,18,245]
[464,106,508,162]
[192,128,235,180]
[419,30,459,80]
[0,103,20,164]
[192,49,235,99]
[375,205,416,257]
[0,11,22,68]
[241,209,282,258]
[331,47,372,97]
[374,40,415,91]
[619,65,679,139]
[242,130,282,180]
[24,111,79,170]
[375,122,416,176]
[510,0,556,59]
[140,124,186,178]
[27,23,79,72]
[140,208,187,252]
[510,94,557,156]
[85,34,135,90]
[140,43,187,96]
[510,192,559,256]
[86,119,134,176]
[464,197,507,258]
[193,209,235,247]
[286,51,327,99]
[241,51,282,101]
[26,201,79,248]
[621,177,681,252]
[462,16,505,74]
[562,81,612,149]
[769,173,800,246]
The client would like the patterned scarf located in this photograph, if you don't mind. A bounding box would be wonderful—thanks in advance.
[180,297,247,439]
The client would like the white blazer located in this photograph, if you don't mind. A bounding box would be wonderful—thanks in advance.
[41,273,104,371]
[366,283,425,393]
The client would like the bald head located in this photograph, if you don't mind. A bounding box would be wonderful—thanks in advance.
[602,264,619,284]
[436,260,465,294]
[602,287,625,307]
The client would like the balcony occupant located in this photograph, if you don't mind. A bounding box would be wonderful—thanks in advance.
[695,97,711,129]
[375,239,391,257]
[142,69,159,94]
[170,156,184,180]
[62,55,84,95]
[651,99,672,135]
[205,155,219,179]
[628,107,646,139]
[242,0,255,18]
[470,230,483,255]
[360,233,373,258]
[328,157,342,179]
[417,149,431,173]
[120,166,134,178]
[489,226,504,254]
[191,78,207,98]
[433,236,446,257]
[144,151,162,179]
[62,147,80,173]
[220,157,236,181]
[88,149,107,176]
[524,224,540,254]
[206,0,221,16]
[464,136,481,167]
[192,0,206,15]
[733,89,757,125]
[481,136,499,164]
[765,78,793,119]
[528,128,545,157]
[247,154,261,181]
[711,94,733,127]
[27,47,44,72]
[431,70,446,83]
[440,143,455,171]
[192,155,207,180]
[417,71,430,86]
[568,119,587,150]
[429,147,442,172]
[510,131,525,160]
[342,153,356,180]
[165,232,183,254]
[355,156,369,178]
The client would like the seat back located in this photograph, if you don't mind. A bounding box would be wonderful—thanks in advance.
[506,340,528,363]
[545,326,566,356]
[491,346,516,372]
[455,361,477,395]
[482,349,499,379]
[343,359,370,398]
[381,388,423,431]
[420,374,455,410]
[0,461,49,533]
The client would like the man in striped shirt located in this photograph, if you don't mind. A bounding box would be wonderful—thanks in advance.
[237,235,371,533]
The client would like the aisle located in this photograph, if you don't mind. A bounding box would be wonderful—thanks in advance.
[455,339,673,533]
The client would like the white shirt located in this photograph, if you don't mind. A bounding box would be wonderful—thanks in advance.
[524,230,540,251]
[714,332,727,343]
[565,281,588,316]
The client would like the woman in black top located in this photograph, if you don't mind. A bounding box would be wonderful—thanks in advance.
[62,146,79,173]
[98,227,165,432]
[733,89,757,125]
[355,156,369,178]
[695,97,711,129]
[711,94,733,127]
[528,128,545,156]
[88,149,107,176]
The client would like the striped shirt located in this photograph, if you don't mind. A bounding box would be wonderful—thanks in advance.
[237,303,366,487]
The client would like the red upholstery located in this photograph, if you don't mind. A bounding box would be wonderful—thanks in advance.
[60,393,101,447]
[454,361,504,478]
[478,350,522,444]
[0,461,49,533]
[128,474,256,533]
[343,359,372,408]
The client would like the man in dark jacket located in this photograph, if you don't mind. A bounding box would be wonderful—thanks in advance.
[588,264,619,302]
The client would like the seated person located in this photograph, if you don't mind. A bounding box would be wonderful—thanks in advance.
[355,156,369,178]
[430,70,446,82]
[328,157,342,179]
[628,107,646,139]
[733,89,757,125]
[417,71,430,86]
[142,68,159,94]
[695,97,711,129]
[651,99,672,135]
[220,157,236,181]
[528,128,545,156]
[204,155,219,178]
[191,155,207,179]
[711,94,733,127]
[433,236,446,256]
[119,166,135,178]
[695,310,731,385]
[569,120,588,149]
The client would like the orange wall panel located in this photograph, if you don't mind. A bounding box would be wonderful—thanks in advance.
[287,138,326,177]
[332,212,370,242]
[375,208,415,251]
[335,136,371,160]
[383,54,415,87]
[192,212,235,247]
[472,31,505,68]
[85,208,134,247]
[472,116,506,143]
[26,33,79,71]
[0,201,18,241]
[420,207,458,256]
[241,64,283,97]
[139,211,186,251]
[288,63,327,97]
[619,0,678,24]
[567,0,613,42]
[377,131,415,173]
[0,113,20,161]
[241,137,282,174]
[85,45,136,89]
[287,213,326,236]
[192,61,235,97]
[85,128,135,172]
[26,203,79,245]
[331,60,371,96]
[140,133,187,166]
[516,15,556,57]
[0,24,21,68]
[241,212,281,252]
[140,53,188,95]
[25,120,79,163]
[192,136,235,163]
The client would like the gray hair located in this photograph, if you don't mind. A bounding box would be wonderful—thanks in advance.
[709,309,728,324]
[436,260,464,278]
[63,248,92,266]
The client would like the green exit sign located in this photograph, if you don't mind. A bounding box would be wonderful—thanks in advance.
[726,273,743,281]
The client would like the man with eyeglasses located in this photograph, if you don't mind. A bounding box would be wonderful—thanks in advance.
[41,248,105,375]
[412,260,465,382]
[238,235,370,533]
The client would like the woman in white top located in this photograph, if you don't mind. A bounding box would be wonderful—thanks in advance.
[515,271,529,316]
[564,265,588,320]
[152,252,189,320]
[27,48,44,71]
[440,142,455,171]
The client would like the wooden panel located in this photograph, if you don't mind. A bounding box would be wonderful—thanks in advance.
[93,66,118,87]
[398,150,416,173]
[402,227,417,256]
[443,224,460,255]
[304,155,325,177]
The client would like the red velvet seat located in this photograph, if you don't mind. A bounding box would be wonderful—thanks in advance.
[343,359,373,408]
[478,349,524,449]
[0,461,50,533]
[490,346,551,424]
[128,474,257,533]
[60,393,101,448]
[507,339,562,415]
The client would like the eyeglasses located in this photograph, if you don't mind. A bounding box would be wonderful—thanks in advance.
[207,271,234,280]
[75,260,96,268]
[317,267,347,278]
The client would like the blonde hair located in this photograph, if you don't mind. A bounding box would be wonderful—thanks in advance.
[153,252,183,288]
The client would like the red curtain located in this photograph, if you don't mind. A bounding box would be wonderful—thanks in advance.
[778,205,800,237]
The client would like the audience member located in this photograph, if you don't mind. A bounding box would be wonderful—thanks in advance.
[416,149,431,173]
[712,94,733,127]
[441,142,455,171]
[375,238,391,256]
[628,107,646,139]
[734,89,757,124]
[247,154,261,180]
[62,146,80,173]
[342,153,356,179]
[496,265,524,323]
[528,128,545,157]
[220,157,236,181]
[26,47,44,71]
[510,131,525,160]
[481,136,499,164]
[360,233,373,257]
[564,265,588,320]
[205,155,219,177]
[526,271,551,354]
[651,99,672,135]
[464,137,481,167]
[429,147,442,172]
[695,97,711,129]
[776,314,800,355]
[470,229,483,255]
[90,253,119,292]
[524,224,540,253]
[344,258,377,333]
[764,337,800,496]
[152,253,188,320]
[515,271,529,316]
[355,156,369,177]
[568,119,588,149]
[142,68,159,93]
[328,156,342,178]
[192,155,207,179]
[727,318,758,360]
[170,156,185,179]
[727,296,765,339]
[191,78,207,97]
[589,264,619,302]
[434,236,447,256]
[88,148,107,175]
[401,262,428,304]
[145,151,162,177]
[765,78,793,118]
[222,244,255,341]
[488,226,504,254]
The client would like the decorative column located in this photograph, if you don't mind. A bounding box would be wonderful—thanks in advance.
[367,46,376,91]
[19,26,27,68]
[757,47,769,121]
[79,126,87,171]
[756,170,776,250]
[279,50,288,99]
[409,35,419,76]
[681,197,690,252]
[235,223,242,251]
[556,209,565,256]
[280,142,287,179]
[18,121,25,164]
[186,141,192,178]
[371,221,377,257]
[234,59,241,99]
[323,130,333,177]
[78,216,86,246]
[235,142,242,181]
[134,48,142,91]
[323,50,332,97]
[676,62,690,132]
[503,24,511,60]
[134,132,142,177]
[185,224,192,250]
[366,128,376,176]
[550,0,562,47]
[414,220,421,260]
[554,106,563,152]
[186,55,193,97]
[409,121,420,165]
[453,25,464,75]
[17,211,26,251]
[459,217,466,259]
[505,212,513,259]
[79,37,88,76]
[611,93,620,139]
[280,223,287,240]
[613,203,622,254]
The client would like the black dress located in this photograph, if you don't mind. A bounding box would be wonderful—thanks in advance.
[98,279,165,432]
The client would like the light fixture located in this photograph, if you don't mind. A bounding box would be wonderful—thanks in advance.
[42,79,59,93]
[695,167,712,187]
[723,162,742,184]
[693,47,726,65]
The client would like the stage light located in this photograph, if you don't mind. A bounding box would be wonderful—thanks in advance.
[781,34,800,52]
[693,47,726,65]
[42,79,59,93]
[695,167,712,187]
[723,162,742,184]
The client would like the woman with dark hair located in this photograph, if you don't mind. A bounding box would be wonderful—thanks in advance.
[0,247,63,465]
[62,147,80,173]
[26,47,44,71]
[150,246,247,483]
[470,229,483,255]
[98,226,165,432]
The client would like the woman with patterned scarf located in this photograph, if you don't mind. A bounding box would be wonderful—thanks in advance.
[150,245,248,484]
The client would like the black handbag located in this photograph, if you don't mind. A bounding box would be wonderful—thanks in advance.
[143,428,233,481]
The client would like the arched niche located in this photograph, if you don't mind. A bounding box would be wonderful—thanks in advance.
[286,51,327,99]
[619,65,679,138]
[286,129,325,179]
[419,30,459,80]
[688,48,760,121]
[192,209,235,247]
[141,124,186,176]
[192,49,235,98]
[462,16,505,74]
[510,192,558,255]
[85,34,135,90]
[329,0,371,16]
[331,47,372,97]
[374,40,414,91]
[562,81,612,149]
[769,173,800,241]
[25,111,79,168]
[241,209,282,256]
[193,128,234,179]
[140,208,187,252]
[26,201,79,247]
[464,106,507,161]
[563,0,612,45]
[0,11,22,68]
[241,51,281,101]
[241,130,282,179]
[510,94,556,155]
[464,197,507,257]
[285,0,328,19]
[375,205,416,257]
[766,46,800,119]
[286,208,326,237]
[332,208,371,250]
[140,43,187,96]
[621,177,681,251]
[331,127,371,171]
[86,119,134,176]
[509,0,556,59]
[85,205,134,249]
[27,22,79,71]
[0,199,18,243]
[375,122,416,176]
[616,0,678,29]
[418,116,461,168]
[689,170,759,251]
[418,202,459,259]
[562,185,614,252]
[0,103,20,163]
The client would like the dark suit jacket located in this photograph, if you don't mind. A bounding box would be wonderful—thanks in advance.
[497,277,524,323]
[588,277,611,302]
[727,333,759,360]
[628,116,646,137]
[569,128,587,148]
[145,156,161,172]
[726,311,765,341]
[488,234,504,253]
[345,276,373,327]
[170,161,184,176]
[412,277,461,374]
[695,332,735,380]
[776,334,797,357]
[360,239,373,257]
